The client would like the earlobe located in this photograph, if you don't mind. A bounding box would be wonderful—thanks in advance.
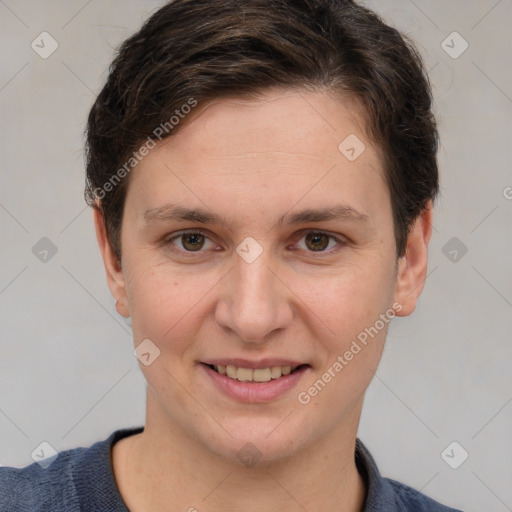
[393,202,434,317]
[93,205,130,318]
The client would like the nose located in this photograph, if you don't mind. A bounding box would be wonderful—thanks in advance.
[214,245,294,343]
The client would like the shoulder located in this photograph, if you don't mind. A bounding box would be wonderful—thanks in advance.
[0,448,80,511]
[0,426,143,512]
[355,438,465,512]
[384,477,464,512]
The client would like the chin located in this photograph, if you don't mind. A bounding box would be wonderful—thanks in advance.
[199,415,317,466]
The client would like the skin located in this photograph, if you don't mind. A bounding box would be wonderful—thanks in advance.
[94,88,433,512]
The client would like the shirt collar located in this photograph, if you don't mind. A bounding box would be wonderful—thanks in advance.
[93,428,397,511]
[356,438,398,511]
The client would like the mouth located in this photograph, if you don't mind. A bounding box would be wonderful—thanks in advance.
[204,363,307,383]
[200,361,310,403]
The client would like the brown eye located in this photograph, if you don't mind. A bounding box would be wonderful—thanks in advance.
[165,230,214,253]
[180,232,205,251]
[304,232,330,251]
[293,231,345,254]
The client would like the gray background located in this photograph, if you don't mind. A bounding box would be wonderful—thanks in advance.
[0,1,511,511]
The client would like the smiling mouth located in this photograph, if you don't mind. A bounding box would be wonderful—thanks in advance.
[205,364,307,383]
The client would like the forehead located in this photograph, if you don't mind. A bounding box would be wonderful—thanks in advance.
[161,88,373,166]
[124,88,389,228]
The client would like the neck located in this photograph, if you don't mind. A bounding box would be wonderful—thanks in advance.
[113,394,366,512]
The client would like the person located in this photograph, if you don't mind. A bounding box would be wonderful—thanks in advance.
[0,0,465,510]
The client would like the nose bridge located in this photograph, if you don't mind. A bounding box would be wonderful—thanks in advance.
[216,241,292,341]
[237,251,274,306]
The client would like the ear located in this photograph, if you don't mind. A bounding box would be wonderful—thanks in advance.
[393,201,434,316]
[93,205,130,318]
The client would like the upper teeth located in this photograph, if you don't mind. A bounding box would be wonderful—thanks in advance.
[214,364,298,382]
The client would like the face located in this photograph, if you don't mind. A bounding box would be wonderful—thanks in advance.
[96,88,431,463]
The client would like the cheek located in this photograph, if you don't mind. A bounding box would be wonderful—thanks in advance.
[126,260,214,348]
[291,258,396,344]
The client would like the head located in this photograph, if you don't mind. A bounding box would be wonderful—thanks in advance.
[86,0,438,463]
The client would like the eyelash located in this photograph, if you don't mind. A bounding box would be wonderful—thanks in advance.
[163,229,347,256]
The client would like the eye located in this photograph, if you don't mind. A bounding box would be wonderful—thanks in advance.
[165,230,216,252]
[163,229,346,256]
[294,230,345,253]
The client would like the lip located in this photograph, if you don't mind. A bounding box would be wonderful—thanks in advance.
[200,363,310,403]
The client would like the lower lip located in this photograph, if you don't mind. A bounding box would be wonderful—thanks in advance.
[201,364,309,403]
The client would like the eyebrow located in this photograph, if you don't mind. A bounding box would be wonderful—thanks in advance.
[142,203,370,227]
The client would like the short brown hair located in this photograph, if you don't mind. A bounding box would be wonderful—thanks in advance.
[84,0,439,262]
